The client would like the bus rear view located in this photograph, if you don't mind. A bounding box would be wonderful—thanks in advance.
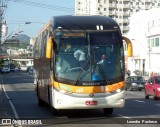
[33,15,132,115]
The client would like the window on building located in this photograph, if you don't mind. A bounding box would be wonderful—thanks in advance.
[123,16,128,19]
[98,0,101,3]
[104,8,106,11]
[155,38,159,47]
[151,38,154,47]
[152,3,155,6]
[104,0,107,4]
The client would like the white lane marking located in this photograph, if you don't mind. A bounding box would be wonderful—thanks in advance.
[134,100,145,103]
[156,104,160,107]
[117,114,131,119]
[2,85,19,119]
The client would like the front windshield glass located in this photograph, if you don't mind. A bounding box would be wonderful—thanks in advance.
[155,77,160,84]
[55,31,124,84]
[3,65,10,68]
[131,76,145,81]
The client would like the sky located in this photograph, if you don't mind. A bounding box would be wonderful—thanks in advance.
[4,0,75,39]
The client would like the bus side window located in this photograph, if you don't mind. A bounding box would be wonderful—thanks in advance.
[50,51,54,71]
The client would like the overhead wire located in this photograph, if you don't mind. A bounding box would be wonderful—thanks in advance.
[8,0,75,13]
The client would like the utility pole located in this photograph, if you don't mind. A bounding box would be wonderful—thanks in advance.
[0,6,2,43]
[0,5,7,44]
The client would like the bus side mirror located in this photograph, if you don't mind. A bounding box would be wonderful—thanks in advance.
[46,37,53,58]
[122,36,133,57]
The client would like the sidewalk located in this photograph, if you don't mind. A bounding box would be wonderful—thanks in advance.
[0,86,7,118]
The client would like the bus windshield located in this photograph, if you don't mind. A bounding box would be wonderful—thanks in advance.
[55,31,124,85]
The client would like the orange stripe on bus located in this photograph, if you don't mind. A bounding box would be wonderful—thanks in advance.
[51,81,124,94]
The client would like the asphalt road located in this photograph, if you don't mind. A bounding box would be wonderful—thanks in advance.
[0,71,160,127]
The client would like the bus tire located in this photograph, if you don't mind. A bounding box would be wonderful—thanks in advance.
[38,98,45,107]
[37,84,45,107]
[154,91,157,100]
[103,108,113,115]
[145,91,149,99]
[51,107,59,116]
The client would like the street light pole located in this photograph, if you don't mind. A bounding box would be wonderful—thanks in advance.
[0,5,7,44]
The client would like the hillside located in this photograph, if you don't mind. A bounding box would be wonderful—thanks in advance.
[14,34,30,44]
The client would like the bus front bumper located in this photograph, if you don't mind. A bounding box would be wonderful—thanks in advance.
[52,90,125,109]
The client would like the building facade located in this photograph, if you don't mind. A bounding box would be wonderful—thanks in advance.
[75,0,160,34]
[127,8,160,76]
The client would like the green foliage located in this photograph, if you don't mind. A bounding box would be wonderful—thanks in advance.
[19,43,29,49]
[0,59,9,68]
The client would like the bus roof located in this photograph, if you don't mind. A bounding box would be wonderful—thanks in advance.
[36,21,51,36]
[51,15,120,31]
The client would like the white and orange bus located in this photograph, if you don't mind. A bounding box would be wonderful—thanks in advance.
[33,15,132,115]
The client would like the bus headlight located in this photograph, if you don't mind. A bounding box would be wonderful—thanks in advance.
[59,89,67,94]
[116,89,121,93]
[55,88,72,95]
[157,88,160,91]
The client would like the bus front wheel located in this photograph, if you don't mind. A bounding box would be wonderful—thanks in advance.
[103,108,113,115]
[38,98,45,107]
[37,84,45,106]
[51,107,60,116]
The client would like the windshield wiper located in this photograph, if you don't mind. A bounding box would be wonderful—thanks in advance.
[92,60,109,85]
[95,63,107,81]
[72,58,90,85]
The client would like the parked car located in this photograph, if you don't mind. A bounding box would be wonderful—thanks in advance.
[10,63,16,72]
[145,75,160,100]
[26,66,33,72]
[28,68,34,75]
[0,65,10,73]
[125,76,146,91]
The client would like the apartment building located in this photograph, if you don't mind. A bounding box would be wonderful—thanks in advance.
[127,8,160,75]
[75,0,160,34]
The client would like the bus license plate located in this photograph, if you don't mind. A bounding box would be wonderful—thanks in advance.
[85,101,97,106]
